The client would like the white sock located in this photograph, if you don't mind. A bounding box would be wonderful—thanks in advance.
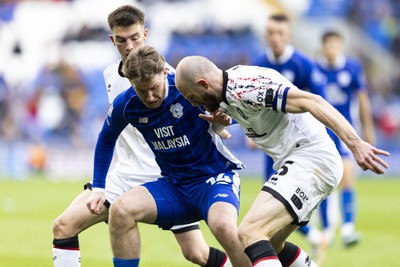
[288,248,318,267]
[223,257,233,267]
[341,222,355,238]
[253,258,282,267]
[53,247,80,267]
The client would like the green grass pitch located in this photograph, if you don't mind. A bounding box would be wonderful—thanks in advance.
[0,176,399,267]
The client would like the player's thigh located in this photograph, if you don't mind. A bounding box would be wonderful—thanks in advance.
[240,190,293,239]
[112,185,157,223]
[54,189,108,236]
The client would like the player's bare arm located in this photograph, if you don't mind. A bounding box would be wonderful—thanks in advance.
[285,88,390,174]
[199,109,232,139]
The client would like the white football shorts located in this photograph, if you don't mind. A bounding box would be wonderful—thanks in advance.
[263,141,343,225]
[105,168,159,204]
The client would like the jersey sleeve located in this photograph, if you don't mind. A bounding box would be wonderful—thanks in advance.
[92,93,130,188]
[231,81,291,113]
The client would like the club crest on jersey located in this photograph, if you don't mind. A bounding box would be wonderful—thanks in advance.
[139,117,148,124]
[170,103,183,118]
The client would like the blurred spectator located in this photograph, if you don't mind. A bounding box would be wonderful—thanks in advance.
[27,60,88,147]
[0,74,20,141]
[348,0,398,50]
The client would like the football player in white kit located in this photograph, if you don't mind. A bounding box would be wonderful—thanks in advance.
[175,56,389,267]
[52,5,231,267]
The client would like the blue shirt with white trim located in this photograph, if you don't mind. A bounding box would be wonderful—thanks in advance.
[92,73,244,189]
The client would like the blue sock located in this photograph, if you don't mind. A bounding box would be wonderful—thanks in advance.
[341,188,354,223]
[298,225,310,236]
[319,198,329,229]
[113,257,140,267]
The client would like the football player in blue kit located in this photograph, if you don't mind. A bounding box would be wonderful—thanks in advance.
[316,30,375,247]
[86,46,251,267]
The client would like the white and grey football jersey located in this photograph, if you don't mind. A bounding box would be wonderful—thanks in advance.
[221,65,333,170]
[103,60,161,178]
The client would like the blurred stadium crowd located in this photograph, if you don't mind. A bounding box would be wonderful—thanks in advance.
[0,0,399,178]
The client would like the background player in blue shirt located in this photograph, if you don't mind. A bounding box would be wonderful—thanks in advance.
[316,30,375,247]
[86,46,251,267]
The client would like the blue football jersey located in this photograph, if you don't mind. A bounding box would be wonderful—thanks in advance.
[252,46,326,98]
[317,55,366,125]
[92,73,244,188]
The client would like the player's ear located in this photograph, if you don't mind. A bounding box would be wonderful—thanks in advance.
[109,34,115,45]
[198,79,208,90]
[143,28,148,41]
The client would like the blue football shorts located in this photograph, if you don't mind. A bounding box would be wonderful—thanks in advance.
[142,170,241,230]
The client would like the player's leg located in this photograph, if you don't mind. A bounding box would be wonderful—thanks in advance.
[271,224,318,267]
[269,156,323,255]
[172,224,232,267]
[312,197,331,266]
[108,185,157,267]
[207,201,251,267]
[238,190,294,267]
[340,157,360,246]
[52,184,109,267]
[239,147,342,267]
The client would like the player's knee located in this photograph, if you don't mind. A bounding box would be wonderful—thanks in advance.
[209,219,234,241]
[53,216,74,238]
[109,197,131,222]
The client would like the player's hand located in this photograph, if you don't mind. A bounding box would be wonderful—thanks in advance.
[352,140,390,174]
[86,190,105,215]
[199,108,232,139]
[199,108,232,126]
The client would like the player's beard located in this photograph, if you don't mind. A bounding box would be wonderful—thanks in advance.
[204,94,220,113]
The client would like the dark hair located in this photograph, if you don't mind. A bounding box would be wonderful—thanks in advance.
[321,30,343,43]
[269,13,290,23]
[107,5,145,30]
[124,46,165,83]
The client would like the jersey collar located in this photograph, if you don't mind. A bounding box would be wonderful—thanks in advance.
[118,60,126,78]
[164,75,170,99]
[318,54,346,69]
[266,45,295,65]
[221,70,229,105]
